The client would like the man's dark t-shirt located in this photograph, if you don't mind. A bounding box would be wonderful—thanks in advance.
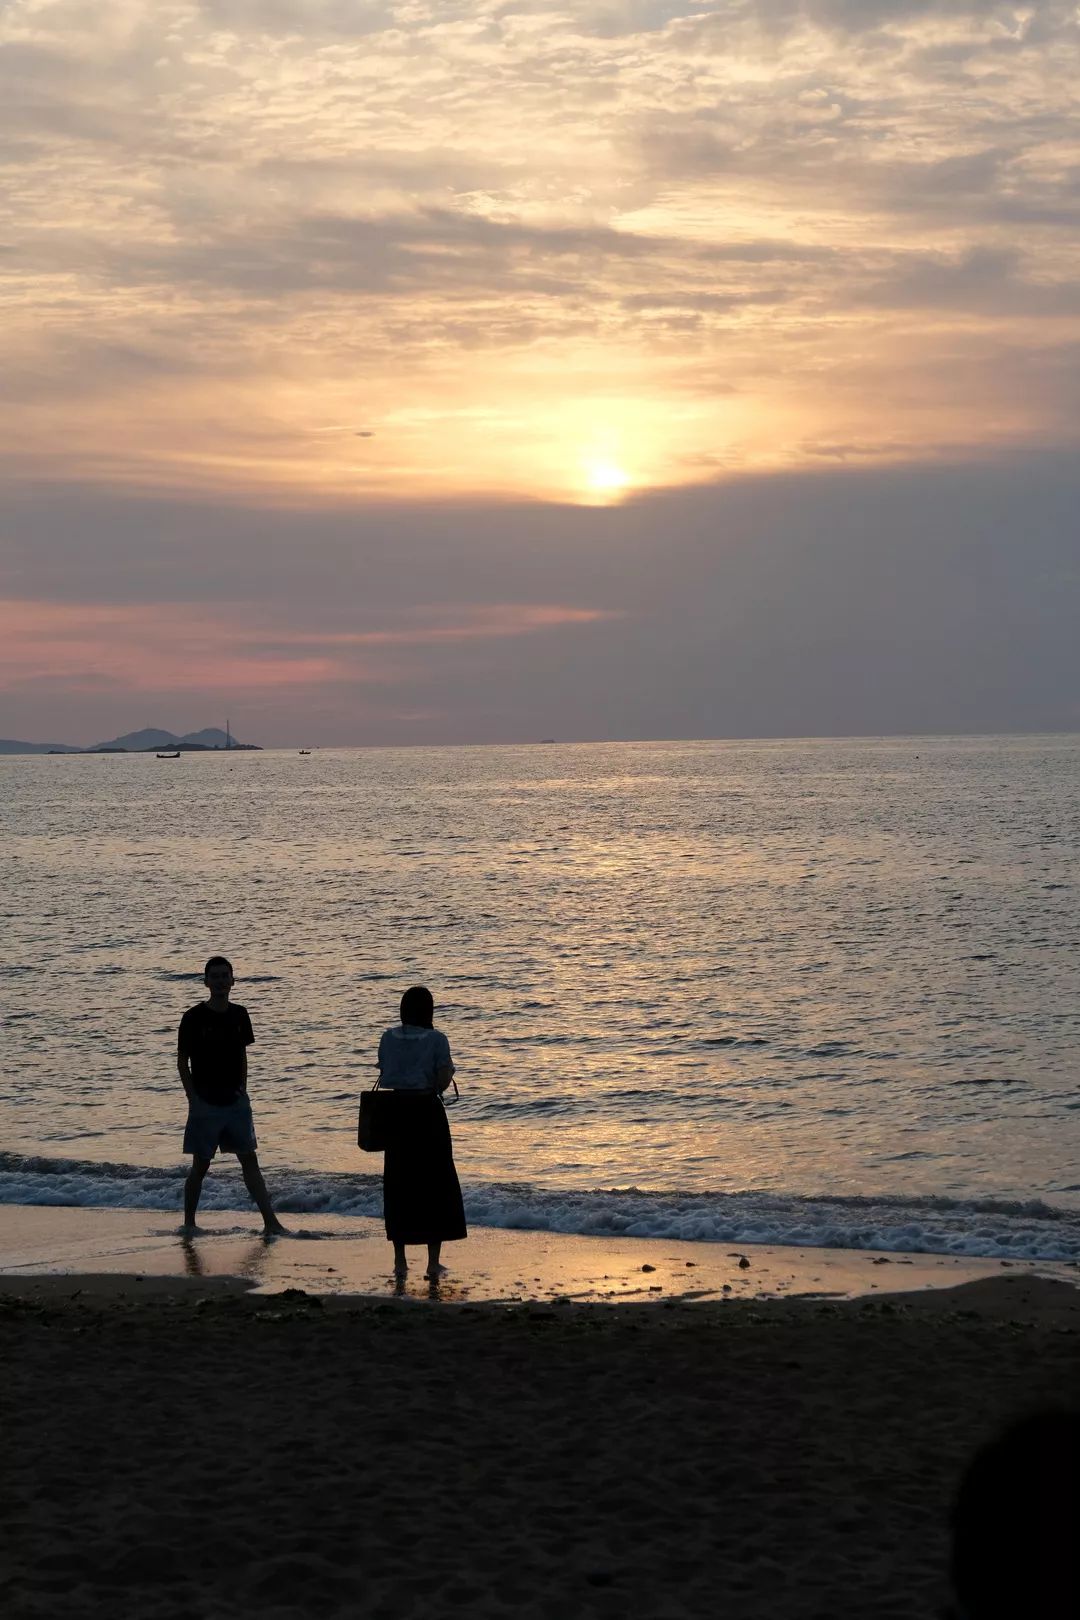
[179,1002,254,1105]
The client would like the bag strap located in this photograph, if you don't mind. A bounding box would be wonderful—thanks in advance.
[442,1076,460,1105]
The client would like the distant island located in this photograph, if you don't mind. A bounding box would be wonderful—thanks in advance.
[0,727,260,755]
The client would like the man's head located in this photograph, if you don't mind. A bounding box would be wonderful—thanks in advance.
[203,955,235,996]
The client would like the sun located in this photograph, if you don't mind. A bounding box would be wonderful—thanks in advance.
[583,458,630,503]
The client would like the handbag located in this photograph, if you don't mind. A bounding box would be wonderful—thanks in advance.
[357,1076,393,1152]
[357,1072,461,1151]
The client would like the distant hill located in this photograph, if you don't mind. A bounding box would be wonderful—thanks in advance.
[95,728,178,751]
[1,727,258,754]
[90,726,257,751]
[177,728,235,748]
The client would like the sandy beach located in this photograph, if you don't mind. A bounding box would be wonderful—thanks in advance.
[3,1211,1079,1618]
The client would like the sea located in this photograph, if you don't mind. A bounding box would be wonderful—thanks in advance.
[2,736,1079,1262]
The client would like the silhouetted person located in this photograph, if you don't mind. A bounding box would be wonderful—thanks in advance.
[376,985,466,1279]
[949,1410,1080,1618]
[178,955,285,1235]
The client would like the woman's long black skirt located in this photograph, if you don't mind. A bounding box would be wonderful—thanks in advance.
[382,1092,467,1245]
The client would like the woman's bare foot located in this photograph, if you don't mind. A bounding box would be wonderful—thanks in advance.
[263,1219,289,1237]
[424,1263,448,1281]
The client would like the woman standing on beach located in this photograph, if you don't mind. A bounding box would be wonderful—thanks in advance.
[377,986,467,1279]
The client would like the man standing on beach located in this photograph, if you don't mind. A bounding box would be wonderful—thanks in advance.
[178,955,286,1235]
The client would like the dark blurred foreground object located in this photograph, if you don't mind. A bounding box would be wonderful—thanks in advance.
[950,1410,1080,1619]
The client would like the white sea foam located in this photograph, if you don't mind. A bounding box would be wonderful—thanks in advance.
[2,1153,1078,1262]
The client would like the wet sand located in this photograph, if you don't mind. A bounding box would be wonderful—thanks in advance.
[3,1202,1076,1304]
[2,1217,1078,1618]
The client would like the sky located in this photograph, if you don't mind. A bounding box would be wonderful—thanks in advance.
[2,0,1079,745]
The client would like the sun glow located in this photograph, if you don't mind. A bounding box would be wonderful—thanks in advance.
[583,458,631,503]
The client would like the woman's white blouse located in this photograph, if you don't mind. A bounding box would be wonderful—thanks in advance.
[376,1024,454,1091]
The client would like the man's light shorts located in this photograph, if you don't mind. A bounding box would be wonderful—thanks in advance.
[183,1095,258,1160]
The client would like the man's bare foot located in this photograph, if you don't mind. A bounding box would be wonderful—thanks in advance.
[394,1261,408,1277]
[180,1222,200,1235]
[263,1220,288,1238]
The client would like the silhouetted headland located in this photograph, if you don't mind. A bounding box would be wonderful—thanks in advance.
[2,726,261,754]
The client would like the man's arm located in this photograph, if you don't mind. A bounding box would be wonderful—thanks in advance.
[240,1009,254,1094]
[178,1043,195,1101]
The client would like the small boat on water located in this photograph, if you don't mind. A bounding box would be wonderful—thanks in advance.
[156,751,181,759]
[298,749,311,755]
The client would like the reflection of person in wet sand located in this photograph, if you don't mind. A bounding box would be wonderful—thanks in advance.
[180,1234,206,1277]
[177,955,286,1236]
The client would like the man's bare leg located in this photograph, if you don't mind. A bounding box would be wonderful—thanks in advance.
[238,1152,287,1235]
[183,1155,212,1230]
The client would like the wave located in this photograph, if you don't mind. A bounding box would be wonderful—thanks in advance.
[154,971,283,983]
[2,1152,1079,1262]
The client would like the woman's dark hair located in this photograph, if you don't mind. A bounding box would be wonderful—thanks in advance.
[400,985,434,1028]
[204,955,234,977]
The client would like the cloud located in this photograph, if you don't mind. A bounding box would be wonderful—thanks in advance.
[0,0,1078,500]
[199,0,399,38]
[778,0,1032,32]
[853,245,1080,315]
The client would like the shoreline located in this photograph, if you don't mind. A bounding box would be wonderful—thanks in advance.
[2,1201,1077,1306]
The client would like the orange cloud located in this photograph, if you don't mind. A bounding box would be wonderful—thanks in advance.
[267,605,621,646]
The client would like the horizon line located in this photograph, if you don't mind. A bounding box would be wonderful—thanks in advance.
[6,725,1080,755]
